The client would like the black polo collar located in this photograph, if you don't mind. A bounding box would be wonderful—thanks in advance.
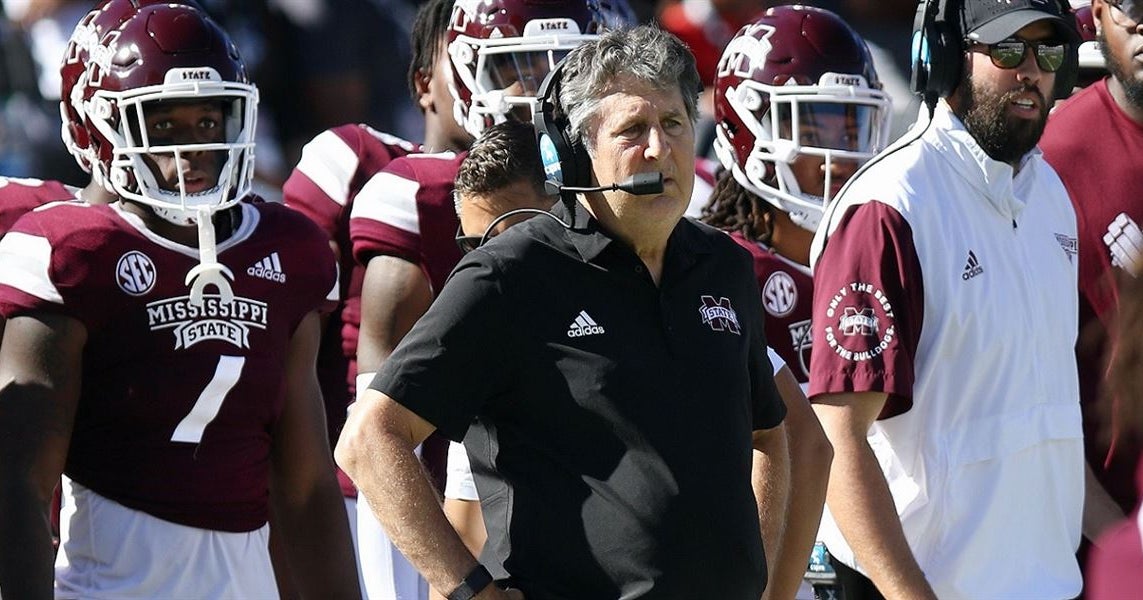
[549,198,716,271]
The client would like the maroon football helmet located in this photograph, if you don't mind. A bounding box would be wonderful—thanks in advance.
[60,0,189,175]
[66,2,257,225]
[712,5,891,232]
[446,0,608,137]
[1075,6,1105,76]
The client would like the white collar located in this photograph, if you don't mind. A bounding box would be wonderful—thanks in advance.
[925,99,1044,223]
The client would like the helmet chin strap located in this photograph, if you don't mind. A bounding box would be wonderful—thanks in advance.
[185,205,235,306]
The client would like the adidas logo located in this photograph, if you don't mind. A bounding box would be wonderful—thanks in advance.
[567,310,605,338]
[248,252,287,283]
[962,250,983,281]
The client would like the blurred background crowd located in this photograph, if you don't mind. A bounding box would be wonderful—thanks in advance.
[0,0,925,199]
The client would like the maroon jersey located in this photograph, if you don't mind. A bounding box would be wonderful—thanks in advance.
[348,151,468,490]
[0,200,338,532]
[283,125,417,397]
[349,151,467,295]
[728,231,814,384]
[283,125,417,498]
[1042,80,1143,512]
[0,176,76,235]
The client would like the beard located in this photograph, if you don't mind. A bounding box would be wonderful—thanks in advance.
[1100,29,1143,111]
[954,76,1050,165]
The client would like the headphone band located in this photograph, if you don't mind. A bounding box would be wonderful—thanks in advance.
[911,0,1080,104]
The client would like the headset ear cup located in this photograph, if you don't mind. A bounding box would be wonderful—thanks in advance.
[1052,0,1081,100]
[533,59,594,190]
[911,0,963,104]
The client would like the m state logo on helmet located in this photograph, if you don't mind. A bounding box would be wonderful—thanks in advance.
[446,0,608,138]
[60,0,186,175]
[71,2,258,226]
[712,5,892,232]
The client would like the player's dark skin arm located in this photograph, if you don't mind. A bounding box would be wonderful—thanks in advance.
[752,421,790,600]
[356,255,433,375]
[0,313,85,600]
[764,367,832,600]
[269,311,362,599]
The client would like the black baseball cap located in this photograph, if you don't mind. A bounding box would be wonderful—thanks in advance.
[961,0,1082,45]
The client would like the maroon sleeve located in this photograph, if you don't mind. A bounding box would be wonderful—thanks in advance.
[348,157,424,268]
[809,201,924,418]
[0,177,75,235]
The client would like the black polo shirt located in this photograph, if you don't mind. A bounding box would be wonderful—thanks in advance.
[374,201,786,600]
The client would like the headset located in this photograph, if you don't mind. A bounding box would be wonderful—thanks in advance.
[534,58,593,197]
[910,0,1080,109]
[530,56,663,231]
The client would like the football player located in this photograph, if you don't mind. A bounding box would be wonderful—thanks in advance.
[702,5,892,598]
[0,0,166,338]
[343,1,617,598]
[281,0,464,597]
[0,3,359,597]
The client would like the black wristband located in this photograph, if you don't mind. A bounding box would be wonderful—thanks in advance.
[447,564,493,600]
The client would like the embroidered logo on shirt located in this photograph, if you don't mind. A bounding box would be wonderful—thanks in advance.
[962,250,984,281]
[823,282,896,363]
[1055,233,1078,264]
[116,250,157,296]
[567,310,605,338]
[248,252,287,283]
[699,295,741,335]
[762,271,797,317]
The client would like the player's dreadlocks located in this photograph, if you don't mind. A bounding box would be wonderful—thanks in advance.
[701,170,776,245]
[406,0,454,108]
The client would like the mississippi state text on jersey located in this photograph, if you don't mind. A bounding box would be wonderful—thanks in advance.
[0,200,338,532]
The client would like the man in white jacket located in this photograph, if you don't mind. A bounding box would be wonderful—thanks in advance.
[807,0,1084,598]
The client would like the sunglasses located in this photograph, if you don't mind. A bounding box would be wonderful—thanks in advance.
[455,224,485,254]
[971,38,1067,72]
[1108,0,1143,26]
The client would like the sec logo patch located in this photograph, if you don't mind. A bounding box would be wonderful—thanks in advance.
[116,251,157,296]
[763,271,797,317]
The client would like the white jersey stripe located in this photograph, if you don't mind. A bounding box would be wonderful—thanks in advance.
[0,232,63,304]
[575,316,590,329]
[580,311,597,326]
[351,172,422,235]
[270,252,282,272]
[296,130,360,207]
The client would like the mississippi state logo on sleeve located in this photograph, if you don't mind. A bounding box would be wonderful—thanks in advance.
[699,295,741,335]
[823,282,896,362]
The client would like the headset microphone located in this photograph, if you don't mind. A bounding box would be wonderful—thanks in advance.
[548,172,664,196]
[473,172,667,251]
